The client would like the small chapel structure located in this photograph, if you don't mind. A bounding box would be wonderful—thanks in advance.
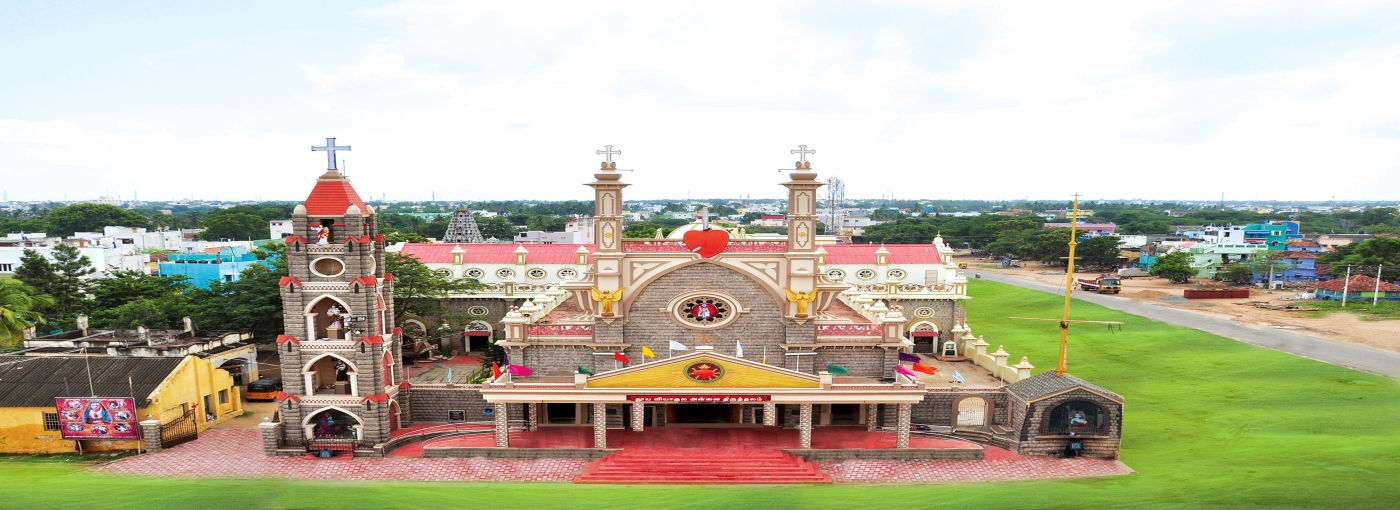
[260,142,1124,462]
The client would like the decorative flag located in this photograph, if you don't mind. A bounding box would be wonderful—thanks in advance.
[507,364,532,377]
[898,352,921,363]
[577,366,594,376]
[491,362,502,378]
[614,351,631,364]
[911,363,938,376]
[669,340,688,352]
[826,364,849,375]
[895,365,918,379]
[445,368,454,384]
[502,352,510,366]
[952,370,966,384]
[641,346,656,359]
[735,341,744,358]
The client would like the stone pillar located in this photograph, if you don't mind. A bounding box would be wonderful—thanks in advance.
[493,403,509,448]
[762,402,776,427]
[258,421,282,456]
[631,402,644,432]
[896,403,911,449]
[527,403,538,431]
[593,403,608,449]
[798,404,813,449]
[139,420,162,453]
[867,404,879,431]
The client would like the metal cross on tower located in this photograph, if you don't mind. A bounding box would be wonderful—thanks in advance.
[312,138,352,170]
[696,207,718,230]
[596,145,621,162]
[791,144,815,162]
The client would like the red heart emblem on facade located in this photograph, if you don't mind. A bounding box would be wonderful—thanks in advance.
[683,229,730,258]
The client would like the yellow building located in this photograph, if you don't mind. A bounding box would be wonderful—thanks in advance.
[0,355,243,454]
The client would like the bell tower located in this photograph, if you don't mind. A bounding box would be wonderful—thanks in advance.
[782,145,825,316]
[587,145,629,312]
[271,138,405,452]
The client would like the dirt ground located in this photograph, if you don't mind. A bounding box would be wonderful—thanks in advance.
[968,259,1400,355]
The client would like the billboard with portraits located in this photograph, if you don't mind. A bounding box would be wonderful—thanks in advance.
[54,397,139,440]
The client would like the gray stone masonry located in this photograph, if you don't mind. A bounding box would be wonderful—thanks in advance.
[867,404,878,431]
[407,387,519,423]
[763,402,776,427]
[528,403,538,431]
[909,392,1010,427]
[521,345,596,375]
[139,420,162,453]
[896,403,911,448]
[814,348,888,378]
[259,421,282,455]
[605,404,624,428]
[798,404,813,448]
[494,403,509,447]
[1013,388,1123,459]
[631,402,644,431]
[592,403,607,448]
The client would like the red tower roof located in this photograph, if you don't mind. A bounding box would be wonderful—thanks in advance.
[303,170,369,216]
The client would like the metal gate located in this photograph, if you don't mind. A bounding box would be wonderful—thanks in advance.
[159,409,199,449]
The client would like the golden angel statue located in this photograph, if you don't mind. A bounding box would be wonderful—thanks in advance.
[784,287,818,318]
[589,287,625,317]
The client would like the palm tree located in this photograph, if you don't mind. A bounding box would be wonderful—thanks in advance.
[0,279,54,345]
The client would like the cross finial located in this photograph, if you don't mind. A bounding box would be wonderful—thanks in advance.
[697,206,719,230]
[693,332,717,346]
[791,144,815,162]
[596,145,621,163]
[311,137,352,171]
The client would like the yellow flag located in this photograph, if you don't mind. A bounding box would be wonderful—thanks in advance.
[641,346,656,358]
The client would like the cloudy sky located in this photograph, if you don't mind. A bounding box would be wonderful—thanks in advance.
[2,1,1398,203]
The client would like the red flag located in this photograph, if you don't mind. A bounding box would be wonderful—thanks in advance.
[911,363,938,376]
[491,362,502,378]
[614,352,630,364]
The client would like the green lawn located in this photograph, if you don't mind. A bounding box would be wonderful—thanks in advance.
[3,279,1398,509]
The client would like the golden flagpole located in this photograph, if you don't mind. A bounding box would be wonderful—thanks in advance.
[1056,194,1081,377]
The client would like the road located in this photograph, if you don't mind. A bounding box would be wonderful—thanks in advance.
[975,271,1400,379]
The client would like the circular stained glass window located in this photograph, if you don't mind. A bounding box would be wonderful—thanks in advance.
[680,296,730,324]
[558,268,578,279]
[888,269,907,280]
[465,268,485,279]
[826,269,845,280]
[496,268,515,279]
[467,306,490,316]
[914,307,935,318]
[856,269,876,280]
[434,268,452,277]
[526,268,547,279]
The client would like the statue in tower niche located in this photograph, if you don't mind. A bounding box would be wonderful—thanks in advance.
[316,225,331,244]
[589,287,625,317]
[785,288,818,318]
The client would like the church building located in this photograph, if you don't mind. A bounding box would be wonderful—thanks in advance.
[260,144,1124,463]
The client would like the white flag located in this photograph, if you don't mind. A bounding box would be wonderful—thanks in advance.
[735,341,744,358]
[669,340,688,351]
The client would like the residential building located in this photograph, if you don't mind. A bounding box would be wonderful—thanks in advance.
[1310,275,1400,301]
[1186,243,1266,278]
[270,220,294,239]
[514,230,585,244]
[564,216,595,244]
[754,214,787,227]
[1315,234,1376,251]
[158,245,269,288]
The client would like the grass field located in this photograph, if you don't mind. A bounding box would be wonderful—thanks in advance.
[3,279,1398,509]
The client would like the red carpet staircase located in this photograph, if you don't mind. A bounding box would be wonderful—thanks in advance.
[575,449,831,484]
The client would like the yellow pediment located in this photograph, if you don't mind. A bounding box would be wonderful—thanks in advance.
[587,353,819,389]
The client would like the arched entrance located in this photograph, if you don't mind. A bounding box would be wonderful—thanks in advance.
[302,353,359,396]
[465,320,493,353]
[908,321,940,354]
[303,407,362,440]
[305,295,352,340]
[954,396,989,427]
[388,400,401,431]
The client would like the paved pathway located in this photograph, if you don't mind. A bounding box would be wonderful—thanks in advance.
[96,428,1129,484]
[976,272,1400,379]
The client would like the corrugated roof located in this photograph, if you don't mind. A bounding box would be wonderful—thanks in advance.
[822,244,944,265]
[303,171,368,217]
[1312,275,1400,293]
[0,356,185,407]
[1005,371,1121,403]
[401,243,594,264]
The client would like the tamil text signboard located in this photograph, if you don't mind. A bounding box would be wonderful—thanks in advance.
[627,395,769,403]
[54,397,139,440]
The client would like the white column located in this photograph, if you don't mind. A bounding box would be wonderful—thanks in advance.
[799,404,813,449]
[896,403,911,449]
[494,403,509,448]
[593,404,608,449]
[762,402,776,427]
[631,402,644,432]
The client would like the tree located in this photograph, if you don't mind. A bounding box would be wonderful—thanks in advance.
[87,271,193,329]
[199,212,268,240]
[382,230,430,244]
[741,212,765,223]
[1077,236,1123,269]
[1150,251,1195,283]
[1215,263,1256,286]
[0,279,54,345]
[869,208,903,221]
[385,253,483,322]
[191,263,285,340]
[526,214,565,231]
[624,222,671,238]
[476,216,517,240]
[709,204,739,216]
[662,203,688,213]
[45,203,150,237]
[14,245,94,327]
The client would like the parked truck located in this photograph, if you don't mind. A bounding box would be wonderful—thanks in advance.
[1077,275,1122,294]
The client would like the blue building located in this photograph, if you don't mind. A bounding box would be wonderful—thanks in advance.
[158,246,270,289]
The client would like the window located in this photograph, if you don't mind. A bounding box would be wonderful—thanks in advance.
[465,268,485,279]
[43,413,60,431]
[467,306,490,317]
[826,269,845,280]
[856,269,876,280]
[0,263,12,272]
[888,269,907,280]
[558,268,578,279]
[526,268,547,280]
[496,268,515,279]
[434,268,452,277]
[218,390,228,405]
[1045,401,1106,435]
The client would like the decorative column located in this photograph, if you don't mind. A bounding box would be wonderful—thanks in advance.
[867,404,879,431]
[782,149,824,318]
[896,403,911,449]
[493,403,509,448]
[527,403,538,432]
[139,420,163,453]
[631,402,644,432]
[258,420,282,456]
[593,403,608,449]
[798,404,813,449]
[587,150,629,315]
[762,402,776,427]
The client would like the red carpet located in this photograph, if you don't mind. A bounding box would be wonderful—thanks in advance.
[575,449,830,484]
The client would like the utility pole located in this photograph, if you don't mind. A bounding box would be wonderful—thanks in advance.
[1374,265,1383,306]
[1056,193,1081,377]
[1341,265,1352,307]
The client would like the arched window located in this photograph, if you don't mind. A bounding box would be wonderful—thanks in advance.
[1045,401,1106,435]
[303,408,362,439]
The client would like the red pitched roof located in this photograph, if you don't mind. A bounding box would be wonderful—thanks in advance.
[822,244,944,265]
[400,243,594,264]
[1312,275,1400,293]
[303,171,368,216]
[1279,251,1317,259]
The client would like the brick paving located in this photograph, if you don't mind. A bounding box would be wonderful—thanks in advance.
[96,429,587,482]
[95,428,1130,484]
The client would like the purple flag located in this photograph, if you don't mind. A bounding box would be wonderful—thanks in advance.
[898,352,921,363]
[507,364,532,377]
[502,352,510,366]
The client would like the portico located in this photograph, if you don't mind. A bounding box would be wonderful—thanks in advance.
[479,346,925,449]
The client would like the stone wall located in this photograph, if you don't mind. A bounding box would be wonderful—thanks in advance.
[521,345,599,376]
[907,392,1010,427]
[621,263,788,368]
[1013,388,1122,459]
[814,348,889,378]
[406,387,525,424]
